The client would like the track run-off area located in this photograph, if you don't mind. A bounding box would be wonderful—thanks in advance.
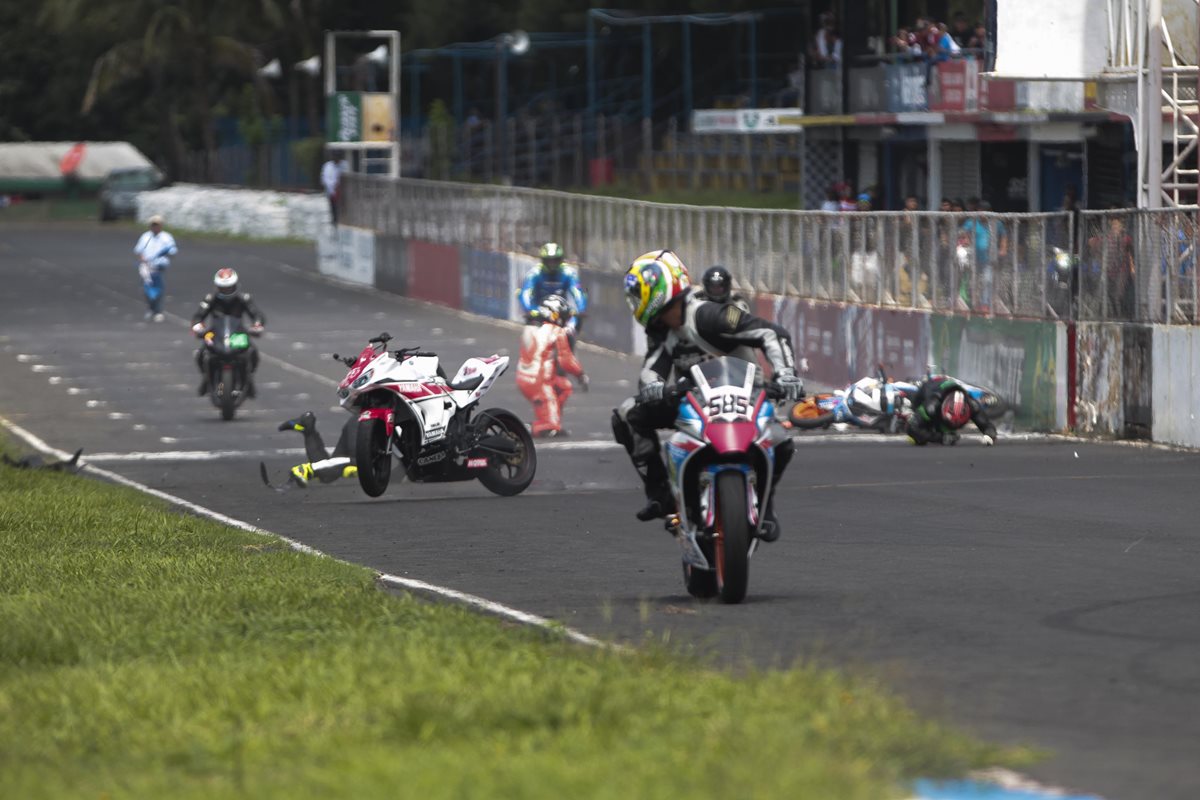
[2,224,1198,800]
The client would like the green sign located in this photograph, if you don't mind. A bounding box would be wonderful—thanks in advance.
[327,92,363,142]
[929,316,1063,430]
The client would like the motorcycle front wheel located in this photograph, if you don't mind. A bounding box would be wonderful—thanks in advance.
[355,417,392,497]
[474,408,537,497]
[218,367,236,421]
[715,470,751,604]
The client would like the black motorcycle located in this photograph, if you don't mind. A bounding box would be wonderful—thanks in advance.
[200,316,259,420]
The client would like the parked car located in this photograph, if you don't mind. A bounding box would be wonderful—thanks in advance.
[98,166,164,221]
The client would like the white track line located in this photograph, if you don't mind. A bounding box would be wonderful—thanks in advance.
[0,415,610,650]
[83,448,306,463]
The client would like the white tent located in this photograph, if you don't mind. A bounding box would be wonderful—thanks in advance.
[0,141,157,190]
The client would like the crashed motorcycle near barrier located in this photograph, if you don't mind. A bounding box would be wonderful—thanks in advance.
[335,333,536,498]
[789,365,1010,433]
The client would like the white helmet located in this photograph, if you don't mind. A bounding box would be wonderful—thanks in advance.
[214,268,238,296]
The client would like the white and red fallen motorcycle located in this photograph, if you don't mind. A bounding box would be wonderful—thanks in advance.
[334,332,536,498]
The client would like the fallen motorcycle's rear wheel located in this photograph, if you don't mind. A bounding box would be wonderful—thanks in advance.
[475,408,537,497]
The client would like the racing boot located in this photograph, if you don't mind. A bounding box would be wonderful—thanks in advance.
[289,462,315,488]
[246,377,257,399]
[197,378,209,396]
[635,459,676,521]
[636,484,676,521]
[759,492,782,542]
[279,412,317,433]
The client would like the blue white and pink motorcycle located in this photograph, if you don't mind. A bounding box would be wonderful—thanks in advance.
[660,356,790,604]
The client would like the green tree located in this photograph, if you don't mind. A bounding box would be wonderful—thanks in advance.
[40,0,277,179]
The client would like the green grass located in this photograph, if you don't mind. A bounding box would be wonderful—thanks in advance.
[0,197,105,222]
[0,446,1032,799]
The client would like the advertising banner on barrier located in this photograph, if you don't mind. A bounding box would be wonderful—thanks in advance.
[407,240,461,308]
[461,248,511,320]
[764,295,847,387]
[576,265,635,353]
[374,235,408,296]
[842,306,931,382]
[508,254,537,322]
[930,316,1064,430]
[317,225,375,286]
[1075,323,1124,435]
[763,295,932,389]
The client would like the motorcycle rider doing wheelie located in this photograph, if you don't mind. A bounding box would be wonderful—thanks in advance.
[190,268,265,397]
[905,375,998,446]
[611,249,804,541]
[517,294,588,438]
[519,242,588,344]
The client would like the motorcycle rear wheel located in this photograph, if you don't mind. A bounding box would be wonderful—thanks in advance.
[788,395,836,429]
[355,418,392,497]
[475,408,537,497]
[715,470,751,604]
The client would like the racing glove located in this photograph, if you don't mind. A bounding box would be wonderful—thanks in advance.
[772,370,805,401]
[637,381,665,404]
[191,323,205,337]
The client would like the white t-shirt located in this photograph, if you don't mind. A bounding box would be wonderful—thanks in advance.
[133,230,177,269]
[320,160,341,195]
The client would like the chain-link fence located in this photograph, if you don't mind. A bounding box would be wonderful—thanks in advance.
[1077,208,1200,323]
[344,175,1199,323]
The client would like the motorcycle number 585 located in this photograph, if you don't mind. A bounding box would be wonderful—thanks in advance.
[707,392,749,418]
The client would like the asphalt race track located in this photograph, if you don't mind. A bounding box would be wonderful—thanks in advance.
[3,225,1199,800]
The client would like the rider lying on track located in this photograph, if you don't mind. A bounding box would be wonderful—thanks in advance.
[610,249,804,541]
[905,376,998,446]
[277,411,357,487]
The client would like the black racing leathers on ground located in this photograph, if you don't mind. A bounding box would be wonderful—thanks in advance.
[282,411,358,486]
[612,289,796,523]
[905,376,998,445]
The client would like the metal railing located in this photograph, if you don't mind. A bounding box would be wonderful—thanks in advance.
[1077,208,1199,323]
[343,175,1200,324]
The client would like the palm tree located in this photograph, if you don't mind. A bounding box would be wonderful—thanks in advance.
[41,0,280,180]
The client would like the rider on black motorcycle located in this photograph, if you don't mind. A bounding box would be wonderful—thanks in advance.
[611,249,804,540]
[905,375,998,446]
[190,268,265,396]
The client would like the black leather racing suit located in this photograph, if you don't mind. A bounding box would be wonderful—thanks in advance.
[611,288,796,517]
[905,376,997,445]
[192,291,266,378]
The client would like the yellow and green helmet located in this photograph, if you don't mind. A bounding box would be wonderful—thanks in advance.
[624,249,690,328]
